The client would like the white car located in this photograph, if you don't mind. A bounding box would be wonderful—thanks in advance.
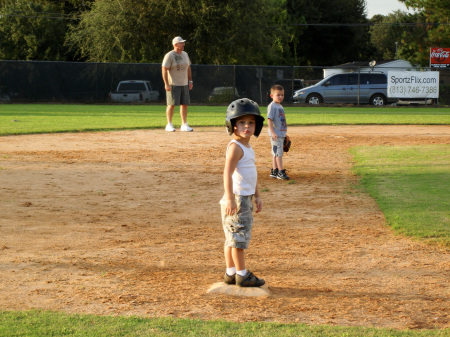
[109,80,160,103]
[293,73,397,105]
[208,87,239,103]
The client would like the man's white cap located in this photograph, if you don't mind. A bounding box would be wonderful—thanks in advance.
[172,36,186,45]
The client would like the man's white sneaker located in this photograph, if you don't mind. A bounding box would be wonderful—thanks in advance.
[165,123,176,132]
[180,123,193,132]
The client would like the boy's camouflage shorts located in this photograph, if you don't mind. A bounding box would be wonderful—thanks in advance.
[221,195,254,249]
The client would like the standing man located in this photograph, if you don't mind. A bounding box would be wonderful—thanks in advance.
[162,36,194,132]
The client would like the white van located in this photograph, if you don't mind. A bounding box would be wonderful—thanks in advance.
[293,73,398,105]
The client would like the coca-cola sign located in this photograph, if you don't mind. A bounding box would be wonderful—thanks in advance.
[430,47,450,68]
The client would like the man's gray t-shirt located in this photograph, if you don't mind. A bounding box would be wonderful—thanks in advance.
[162,51,191,86]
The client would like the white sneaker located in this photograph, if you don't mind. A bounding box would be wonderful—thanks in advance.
[165,123,175,132]
[180,123,193,132]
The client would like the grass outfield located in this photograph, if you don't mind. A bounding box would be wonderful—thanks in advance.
[0,310,448,336]
[351,145,450,248]
[0,104,449,135]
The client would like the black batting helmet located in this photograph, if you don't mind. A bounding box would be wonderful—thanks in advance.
[225,98,265,137]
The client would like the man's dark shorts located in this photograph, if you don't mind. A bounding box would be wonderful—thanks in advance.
[166,85,190,106]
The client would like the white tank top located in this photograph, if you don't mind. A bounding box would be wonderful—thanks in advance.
[228,140,257,196]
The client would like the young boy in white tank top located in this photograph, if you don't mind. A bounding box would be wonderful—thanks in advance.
[220,98,265,287]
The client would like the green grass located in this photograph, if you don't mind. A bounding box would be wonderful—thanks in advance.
[0,310,448,336]
[0,104,449,135]
[351,145,450,247]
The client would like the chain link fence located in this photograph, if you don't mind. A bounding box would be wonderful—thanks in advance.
[0,60,448,105]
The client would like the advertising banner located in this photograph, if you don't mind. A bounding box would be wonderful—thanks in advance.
[388,71,439,98]
[430,47,450,68]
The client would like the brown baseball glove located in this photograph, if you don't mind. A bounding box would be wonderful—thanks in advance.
[283,135,291,152]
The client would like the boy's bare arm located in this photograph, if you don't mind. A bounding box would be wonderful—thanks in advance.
[223,143,243,215]
[268,119,277,140]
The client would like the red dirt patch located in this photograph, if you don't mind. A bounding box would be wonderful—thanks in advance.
[0,125,449,329]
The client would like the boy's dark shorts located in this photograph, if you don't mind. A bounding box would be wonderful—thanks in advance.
[221,195,253,249]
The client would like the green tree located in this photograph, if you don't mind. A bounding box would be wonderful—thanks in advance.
[399,0,450,66]
[67,0,290,65]
[265,0,294,65]
[0,0,91,61]
[369,10,424,60]
[0,0,70,60]
[286,0,371,66]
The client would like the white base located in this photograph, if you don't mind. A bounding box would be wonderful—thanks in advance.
[207,282,271,297]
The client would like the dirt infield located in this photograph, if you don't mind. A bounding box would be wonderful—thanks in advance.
[0,125,449,330]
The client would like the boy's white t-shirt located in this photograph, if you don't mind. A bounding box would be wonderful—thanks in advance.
[227,139,257,197]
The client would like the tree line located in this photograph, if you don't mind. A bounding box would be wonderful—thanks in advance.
[0,0,448,67]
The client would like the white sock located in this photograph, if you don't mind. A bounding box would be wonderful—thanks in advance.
[226,267,236,276]
[236,269,247,277]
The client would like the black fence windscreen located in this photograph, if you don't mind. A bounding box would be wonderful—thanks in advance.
[0,60,448,105]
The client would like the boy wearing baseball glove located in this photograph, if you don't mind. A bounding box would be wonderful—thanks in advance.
[220,98,265,287]
[267,84,289,180]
